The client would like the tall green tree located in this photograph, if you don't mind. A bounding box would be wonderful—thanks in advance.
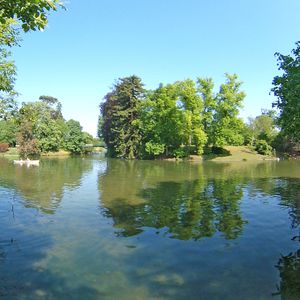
[100,75,144,159]
[0,119,17,145]
[175,79,207,155]
[211,73,245,147]
[64,119,85,154]
[197,77,217,148]
[272,41,300,142]
[141,83,184,158]
[197,78,216,134]
[18,98,65,153]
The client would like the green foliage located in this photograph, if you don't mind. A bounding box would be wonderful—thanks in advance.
[100,75,144,159]
[16,97,86,155]
[244,111,278,146]
[82,132,94,145]
[175,79,207,154]
[197,77,216,143]
[140,80,207,157]
[18,99,65,153]
[36,119,64,152]
[0,48,16,95]
[144,141,165,158]
[63,119,85,154]
[0,20,18,114]
[140,83,184,157]
[100,74,248,159]
[254,139,273,156]
[272,41,300,142]
[0,119,17,145]
[0,0,64,32]
[211,73,245,147]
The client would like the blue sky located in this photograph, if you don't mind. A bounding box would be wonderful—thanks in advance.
[12,0,300,136]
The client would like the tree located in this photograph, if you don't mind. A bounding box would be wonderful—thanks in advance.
[245,111,277,145]
[39,95,63,119]
[0,119,17,145]
[16,120,40,158]
[0,0,64,32]
[175,79,207,155]
[100,75,144,159]
[272,41,300,142]
[141,83,184,158]
[211,73,245,147]
[18,98,65,153]
[0,19,18,120]
[0,0,63,119]
[64,119,85,154]
[197,77,217,140]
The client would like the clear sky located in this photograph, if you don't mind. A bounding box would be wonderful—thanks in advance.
[12,0,300,136]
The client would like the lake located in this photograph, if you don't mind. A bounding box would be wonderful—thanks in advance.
[0,157,300,299]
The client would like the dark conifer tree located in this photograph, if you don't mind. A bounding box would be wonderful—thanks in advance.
[100,75,144,159]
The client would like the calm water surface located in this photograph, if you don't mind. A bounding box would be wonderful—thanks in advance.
[0,157,300,299]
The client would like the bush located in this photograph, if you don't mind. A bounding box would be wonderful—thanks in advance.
[0,143,9,152]
[172,148,186,158]
[255,140,273,156]
[145,142,165,158]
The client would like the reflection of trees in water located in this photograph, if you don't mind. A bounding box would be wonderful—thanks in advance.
[269,179,300,300]
[242,177,300,299]
[100,159,246,240]
[274,250,300,300]
[99,160,300,297]
[274,179,300,230]
[0,157,92,214]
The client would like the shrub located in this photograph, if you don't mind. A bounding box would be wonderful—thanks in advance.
[0,143,9,152]
[255,140,273,156]
[145,142,165,158]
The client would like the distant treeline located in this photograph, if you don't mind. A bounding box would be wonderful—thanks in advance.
[99,40,300,160]
[98,74,281,159]
[0,96,98,158]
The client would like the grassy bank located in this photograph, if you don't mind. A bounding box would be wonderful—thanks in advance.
[41,150,71,157]
[0,147,19,160]
[201,146,276,162]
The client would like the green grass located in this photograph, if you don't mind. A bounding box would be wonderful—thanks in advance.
[205,146,276,162]
[0,147,19,159]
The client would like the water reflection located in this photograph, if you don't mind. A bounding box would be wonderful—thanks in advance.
[0,157,93,213]
[99,160,300,238]
[102,178,246,240]
[274,250,300,299]
[98,160,300,298]
[99,160,294,240]
[1,157,300,299]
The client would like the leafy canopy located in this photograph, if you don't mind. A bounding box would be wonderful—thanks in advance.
[0,0,64,32]
[272,41,300,142]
